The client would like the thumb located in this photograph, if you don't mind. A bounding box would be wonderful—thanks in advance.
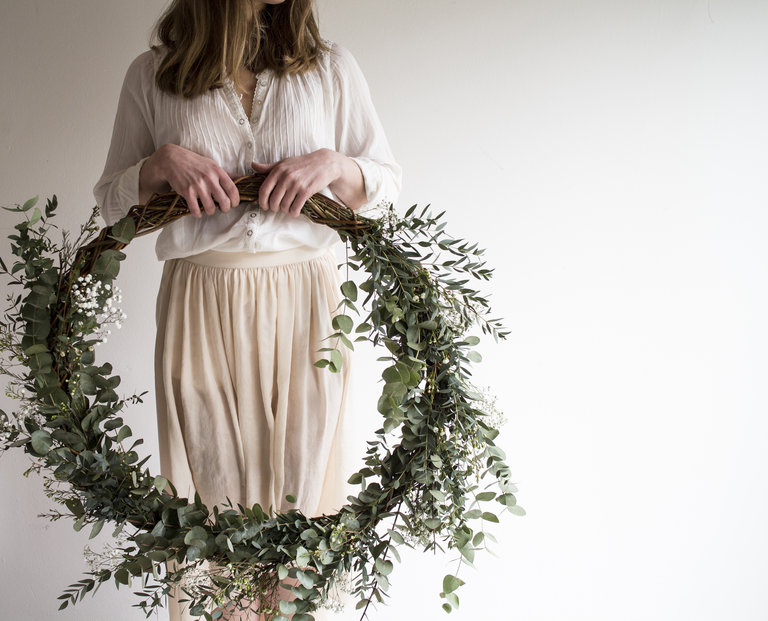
[251,161,275,173]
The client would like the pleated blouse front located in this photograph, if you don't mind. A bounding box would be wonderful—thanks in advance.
[93,41,402,261]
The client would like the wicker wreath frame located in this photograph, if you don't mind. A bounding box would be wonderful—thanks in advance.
[0,177,520,620]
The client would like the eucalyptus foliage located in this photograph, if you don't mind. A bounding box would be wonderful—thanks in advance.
[0,195,523,619]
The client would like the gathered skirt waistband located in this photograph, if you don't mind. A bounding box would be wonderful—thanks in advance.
[181,245,331,269]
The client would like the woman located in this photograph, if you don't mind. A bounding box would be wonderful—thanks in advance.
[93,0,401,617]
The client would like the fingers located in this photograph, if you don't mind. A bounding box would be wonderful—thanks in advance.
[268,183,289,213]
[253,153,332,215]
[211,182,232,214]
[184,190,202,218]
[259,166,315,215]
[180,169,238,216]
[258,169,279,211]
[262,173,296,214]
[288,191,311,218]
[161,145,244,217]
[251,161,275,174]
[198,188,217,216]
[221,174,240,209]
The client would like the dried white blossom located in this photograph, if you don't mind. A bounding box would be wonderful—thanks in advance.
[83,534,131,573]
[177,563,215,596]
[316,569,353,613]
[468,384,507,430]
[71,275,127,344]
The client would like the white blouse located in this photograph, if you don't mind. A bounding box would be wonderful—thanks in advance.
[93,41,401,261]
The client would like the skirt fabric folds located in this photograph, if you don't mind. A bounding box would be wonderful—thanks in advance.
[154,246,350,620]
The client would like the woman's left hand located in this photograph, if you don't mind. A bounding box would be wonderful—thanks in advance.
[252,148,366,216]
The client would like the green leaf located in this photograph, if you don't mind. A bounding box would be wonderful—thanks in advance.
[508,504,527,516]
[296,569,317,588]
[339,332,354,351]
[340,280,358,302]
[295,546,310,567]
[358,279,374,293]
[375,558,393,576]
[428,489,446,502]
[481,512,499,523]
[388,529,405,545]
[77,372,97,396]
[383,417,400,433]
[114,568,129,586]
[332,314,353,334]
[93,249,125,279]
[110,216,136,244]
[475,491,496,502]
[23,343,49,355]
[442,574,465,594]
[73,515,87,532]
[285,494,297,504]
[330,348,343,372]
[30,430,52,456]
[65,498,85,518]
[153,476,168,493]
[277,564,289,580]
[467,350,482,363]
[103,418,123,431]
[116,425,132,443]
[89,520,105,540]
[497,493,517,507]
[22,196,39,211]
[184,525,209,549]
[279,601,297,615]
[28,208,42,226]
[355,599,371,610]
[445,592,459,608]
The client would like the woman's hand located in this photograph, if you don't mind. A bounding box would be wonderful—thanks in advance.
[251,148,366,216]
[139,143,240,218]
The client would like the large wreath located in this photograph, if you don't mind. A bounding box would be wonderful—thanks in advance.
[0,178,522,620]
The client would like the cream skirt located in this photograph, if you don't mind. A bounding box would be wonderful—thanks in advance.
[154,246,351,620]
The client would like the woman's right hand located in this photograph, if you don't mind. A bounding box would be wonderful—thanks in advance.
[138,143,240,218]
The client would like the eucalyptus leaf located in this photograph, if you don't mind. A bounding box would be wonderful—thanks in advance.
[340,280,358,302]
[332,314,353,334]
[330,348,343,371]
[442,574,465,594]
[110,216,136,244]
[29,429,53,456]
[116,425,132,443]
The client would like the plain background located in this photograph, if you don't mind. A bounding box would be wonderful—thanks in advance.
[1,1,767,619]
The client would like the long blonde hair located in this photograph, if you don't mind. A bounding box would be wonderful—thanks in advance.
[151,0,327,98]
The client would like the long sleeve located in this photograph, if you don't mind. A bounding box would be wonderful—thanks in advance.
[330,44,402,217]
[93,51,157,226]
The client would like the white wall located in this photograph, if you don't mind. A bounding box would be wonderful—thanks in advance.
[2,1,767,619]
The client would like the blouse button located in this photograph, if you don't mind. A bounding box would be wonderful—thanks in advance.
[246,230,254,237]
[255,100,263,106]
[239,118,246,125]
[249,212,257,218]
[247,142,253,149]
